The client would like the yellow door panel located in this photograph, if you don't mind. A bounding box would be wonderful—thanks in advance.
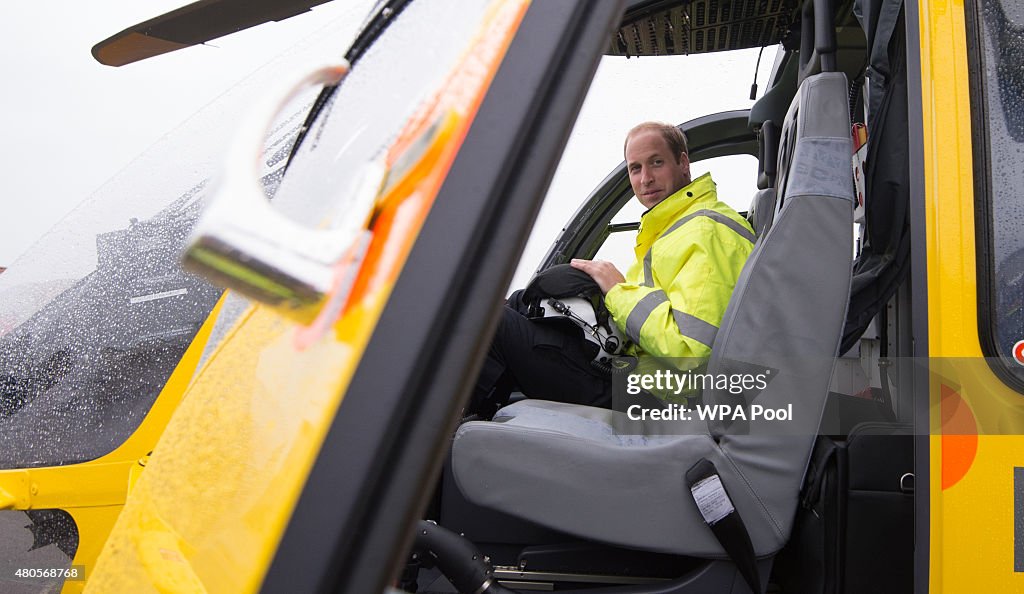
[921,0,1024,590]
[84,1,529,591]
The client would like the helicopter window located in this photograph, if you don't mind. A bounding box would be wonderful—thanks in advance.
[592,222,642,278]
[0,5,377,469]
[260,0,497,231]
[0,178,228,469]
[970,0,1024,389]
[189,0,498,362]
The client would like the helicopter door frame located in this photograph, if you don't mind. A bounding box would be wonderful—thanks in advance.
[260,2,627,593]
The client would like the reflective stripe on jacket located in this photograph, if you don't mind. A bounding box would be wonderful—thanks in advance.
[604,173,754,363]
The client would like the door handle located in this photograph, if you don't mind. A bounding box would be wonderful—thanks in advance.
[183,62,382,324]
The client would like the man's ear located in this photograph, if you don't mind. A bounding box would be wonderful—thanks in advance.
[679,152,691,181]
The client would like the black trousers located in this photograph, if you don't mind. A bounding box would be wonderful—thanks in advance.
[471,303,612,418]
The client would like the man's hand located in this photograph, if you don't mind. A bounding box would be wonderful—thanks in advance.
[570,259,625,294]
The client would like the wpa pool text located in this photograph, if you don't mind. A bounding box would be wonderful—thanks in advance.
[626,403,794,422]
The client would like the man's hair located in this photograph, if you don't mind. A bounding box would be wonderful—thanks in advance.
[624,122,689,163]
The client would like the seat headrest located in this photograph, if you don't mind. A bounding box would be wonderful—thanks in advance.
[757,120,779,190]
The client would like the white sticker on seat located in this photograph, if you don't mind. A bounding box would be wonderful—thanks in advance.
[690,475,735,525]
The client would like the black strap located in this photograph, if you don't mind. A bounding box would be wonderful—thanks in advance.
[801,437,839,510]
[685,458,762,594]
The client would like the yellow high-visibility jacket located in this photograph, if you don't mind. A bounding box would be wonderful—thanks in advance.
[605,173,754,366]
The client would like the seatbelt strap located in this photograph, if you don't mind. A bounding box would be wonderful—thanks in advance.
[685,458,762,594]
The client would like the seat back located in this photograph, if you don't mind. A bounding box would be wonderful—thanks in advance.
[704,70,854,543]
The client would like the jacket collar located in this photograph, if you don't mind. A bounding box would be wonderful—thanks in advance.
[635,173,717,257]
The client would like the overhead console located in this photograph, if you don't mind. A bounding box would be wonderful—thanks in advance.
[607,0,861,57]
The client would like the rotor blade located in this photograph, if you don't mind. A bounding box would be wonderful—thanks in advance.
[92,0,332,67]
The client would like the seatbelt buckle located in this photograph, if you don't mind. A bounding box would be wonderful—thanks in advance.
[689,473,736,525]
[686,458,763,594]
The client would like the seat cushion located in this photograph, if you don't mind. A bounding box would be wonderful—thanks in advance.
[452,400,786,557]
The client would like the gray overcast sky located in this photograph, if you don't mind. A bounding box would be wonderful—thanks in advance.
[1,1,776,277]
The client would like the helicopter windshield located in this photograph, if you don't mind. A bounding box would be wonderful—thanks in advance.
[0,7,372,469]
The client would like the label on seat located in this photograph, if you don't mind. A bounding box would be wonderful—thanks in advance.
[690,474,735,525]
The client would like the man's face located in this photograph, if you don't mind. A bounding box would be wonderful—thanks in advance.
[625,129,691,209]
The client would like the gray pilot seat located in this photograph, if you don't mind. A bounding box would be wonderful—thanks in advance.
[451,71,854,593]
